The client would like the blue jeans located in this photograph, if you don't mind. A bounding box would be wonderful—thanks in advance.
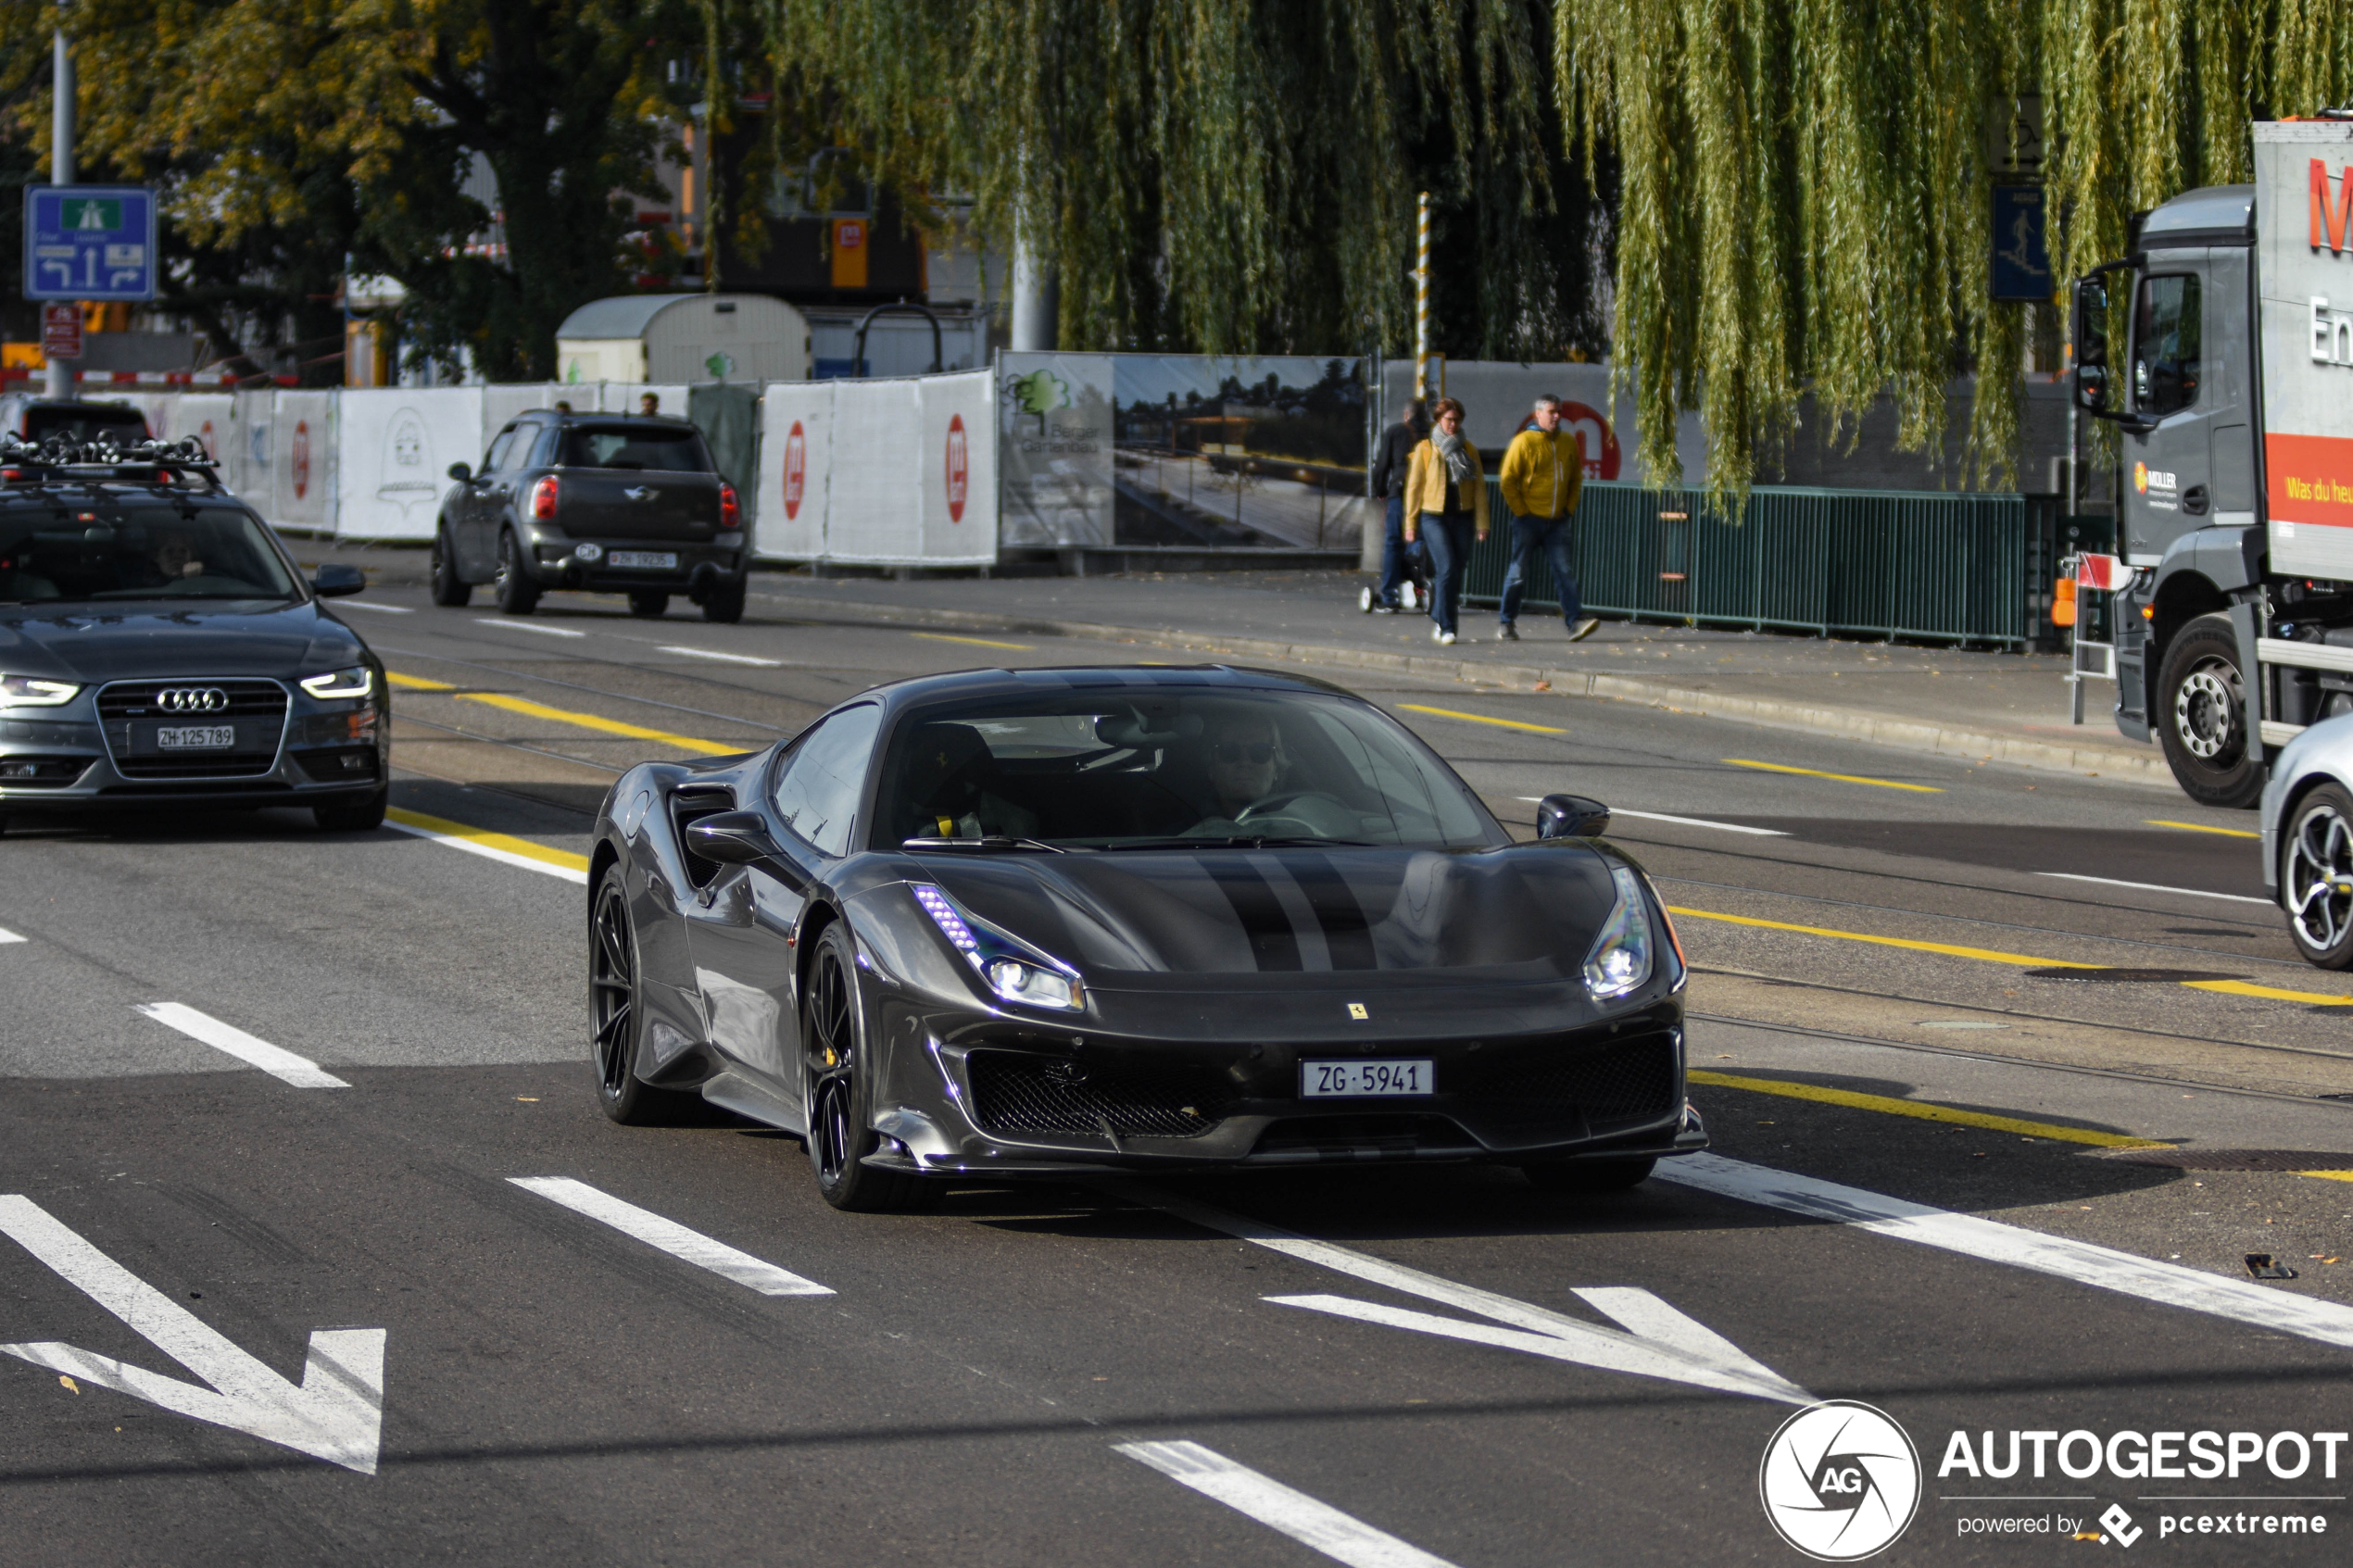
[1419,513,1475,635]
[1373,495,1427,607]
[1499,512,1579,626]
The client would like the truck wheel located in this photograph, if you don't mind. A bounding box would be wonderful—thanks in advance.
[429,528,471,607]
[2157,614,2261,808]
[2284,784,2353,969]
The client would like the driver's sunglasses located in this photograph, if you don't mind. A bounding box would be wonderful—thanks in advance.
[1214,741,1276,764]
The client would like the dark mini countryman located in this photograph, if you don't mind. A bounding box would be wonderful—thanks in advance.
[431,408,749,623]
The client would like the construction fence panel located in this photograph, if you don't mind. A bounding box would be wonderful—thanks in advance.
[334,387,481,542]
[482,383,568,450]
[268,392,335,531]
[600,382,688,418]
[755,381,834,562]
[918,370,998,566]
[1463,480,2039,649]
[824,380,925,564]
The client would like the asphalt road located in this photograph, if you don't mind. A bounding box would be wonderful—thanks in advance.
[4,576,2351,1566]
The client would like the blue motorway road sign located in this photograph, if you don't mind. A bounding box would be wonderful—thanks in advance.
[21,185,158,302]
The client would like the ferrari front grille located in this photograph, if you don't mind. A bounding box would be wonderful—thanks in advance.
[966,1050,1230,1140]
[1485,1032,1679,1125]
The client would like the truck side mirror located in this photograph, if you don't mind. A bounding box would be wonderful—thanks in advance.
[2072,279,2110,414]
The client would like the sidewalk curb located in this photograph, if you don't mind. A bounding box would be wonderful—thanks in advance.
[752,586,2171,786]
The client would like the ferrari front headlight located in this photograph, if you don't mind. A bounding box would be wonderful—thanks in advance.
[912,883,1087,1011]
[299,666,373,699]
[0,673,80,709]
[1583,865,1656,1000]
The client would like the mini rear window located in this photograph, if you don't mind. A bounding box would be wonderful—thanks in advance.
[560,426,710,472]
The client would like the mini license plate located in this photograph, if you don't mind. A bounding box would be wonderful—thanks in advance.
[156,725,235,750]
[607,550,678,571]
[1301,1059,1434,1098]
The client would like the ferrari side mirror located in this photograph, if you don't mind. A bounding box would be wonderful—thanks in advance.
[1534,793,1611,839]
[686,809,782,866]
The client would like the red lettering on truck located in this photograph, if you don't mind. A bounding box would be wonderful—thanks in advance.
[2312,159,2353,252]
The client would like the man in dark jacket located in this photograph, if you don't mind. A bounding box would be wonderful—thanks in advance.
[1362,402,1428,613]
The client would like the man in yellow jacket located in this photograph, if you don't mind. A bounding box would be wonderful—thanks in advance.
[1496,395,1599,643]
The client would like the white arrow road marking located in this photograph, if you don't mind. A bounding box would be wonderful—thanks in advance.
[1135,1186,1810,1403]
[134,1003,347,1089]
[1117,1439,1462,1568]
[0,1196,384,1474]
[0,925,24,945]
[510,1177,833,1297]
[1656,1152,2353,1350]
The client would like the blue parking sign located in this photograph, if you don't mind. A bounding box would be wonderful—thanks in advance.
[21,185,157,301]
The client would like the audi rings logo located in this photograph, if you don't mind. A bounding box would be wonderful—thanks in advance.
[1759,1400,1921,1561]
[157,687,229,714]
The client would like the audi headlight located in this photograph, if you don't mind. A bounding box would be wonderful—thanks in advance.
[299,666,372,699]
[912,883,1087,1011]
[1583,865,1658,1000]
[0,673,80,709]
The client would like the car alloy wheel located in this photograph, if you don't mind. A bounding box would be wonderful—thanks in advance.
[2284,784,2353,969]
[430,529,471,607]
[495,531,539,615]
[800,923,935,1212]
[591,873,639,1103]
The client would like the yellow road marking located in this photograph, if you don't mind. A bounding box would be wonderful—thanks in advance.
[1685,1071,2164,1148]
[912,631,1033,651]
[2299,1171,2353,1183]
[2146,818,2260,839]
[384,808,590,873]
[1673,902,2353,1006]
[1666,906,2096,969]
[387,671,455,691]
[1399,703,1567,735]
[2183,978,2353,1006]
[1723,758,1941,793]
[455,692,723,753]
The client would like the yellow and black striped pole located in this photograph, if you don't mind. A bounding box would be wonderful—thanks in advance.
[1414,191,1431,402]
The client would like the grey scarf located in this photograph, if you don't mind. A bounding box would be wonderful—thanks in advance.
[1433,428,1475,485]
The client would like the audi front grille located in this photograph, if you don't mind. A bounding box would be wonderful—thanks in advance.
[96,678,291,780]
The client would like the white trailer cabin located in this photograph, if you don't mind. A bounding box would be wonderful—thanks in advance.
[555,294,812,386]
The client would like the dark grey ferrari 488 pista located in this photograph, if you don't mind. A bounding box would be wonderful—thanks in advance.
[587,664,1706,1210]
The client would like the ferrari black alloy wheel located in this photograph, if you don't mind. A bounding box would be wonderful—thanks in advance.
[802,922,937,1212]
[590,868,690,1123]
[2285,784,2353,970]
[1520,1155,1657,1193]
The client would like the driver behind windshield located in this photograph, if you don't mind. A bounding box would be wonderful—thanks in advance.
[1186,707,1359,839]
[147,529,205,583]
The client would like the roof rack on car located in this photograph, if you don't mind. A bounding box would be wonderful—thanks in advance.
[0,433,222,489]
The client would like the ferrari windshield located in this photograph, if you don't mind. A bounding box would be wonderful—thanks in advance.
[875,688,1499,850]
[0,502,300,605]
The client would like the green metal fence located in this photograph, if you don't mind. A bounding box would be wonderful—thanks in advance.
[1460,480,2074,651]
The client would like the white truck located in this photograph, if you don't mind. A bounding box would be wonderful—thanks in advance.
[2074,118,2353,807]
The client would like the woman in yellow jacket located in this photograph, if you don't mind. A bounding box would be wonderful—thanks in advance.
[1400,397,1488,645]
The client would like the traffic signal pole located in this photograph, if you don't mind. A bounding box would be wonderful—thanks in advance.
[48,29,74,399]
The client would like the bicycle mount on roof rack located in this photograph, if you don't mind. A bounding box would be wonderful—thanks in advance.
[0,433,221,484]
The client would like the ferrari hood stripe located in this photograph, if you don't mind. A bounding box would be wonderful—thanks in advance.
[1200,858,1303,972]
[1287,853,1378,971]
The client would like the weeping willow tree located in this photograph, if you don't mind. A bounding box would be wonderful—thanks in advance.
[1560,0,2353,496]
[756,0,1612,360]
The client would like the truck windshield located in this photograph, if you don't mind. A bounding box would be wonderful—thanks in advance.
[560,426,710,472]
[2133,274,2202,416]
[0,504,299,605]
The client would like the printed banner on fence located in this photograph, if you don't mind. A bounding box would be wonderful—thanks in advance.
[825,380,925,563]
[998,351,1114,547]
[755,381,834,561]
[919,370,997,565]
[1114,355,1369,550]
[335,387,480,540]
[271,391,334,530]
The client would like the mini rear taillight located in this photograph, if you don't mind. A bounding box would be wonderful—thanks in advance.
[530,475,560,520]
[719,483,740,529]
